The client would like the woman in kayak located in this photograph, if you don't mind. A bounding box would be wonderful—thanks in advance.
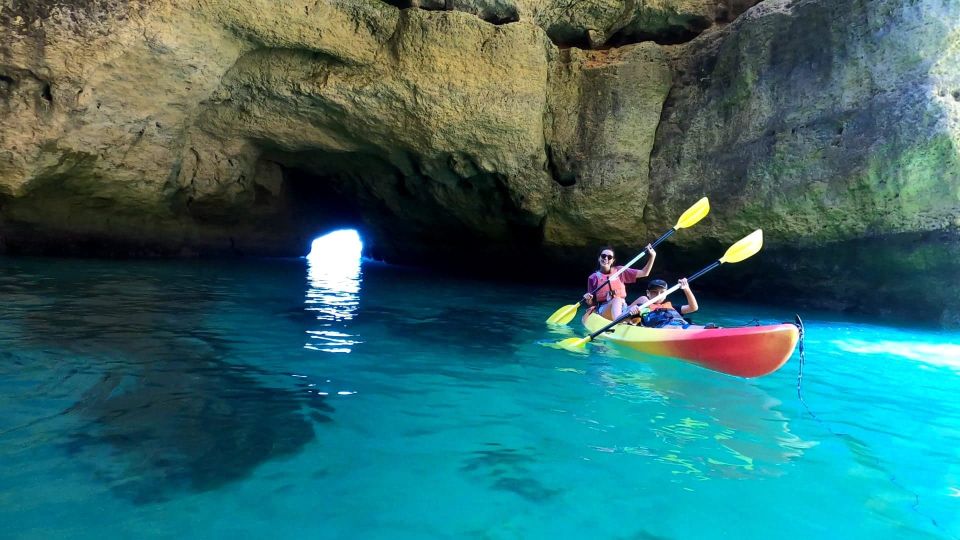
[583,245,656,321]
[627,278,699,328]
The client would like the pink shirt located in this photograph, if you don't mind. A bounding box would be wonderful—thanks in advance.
[587,266,642,305]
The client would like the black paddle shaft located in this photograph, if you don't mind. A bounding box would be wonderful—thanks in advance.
[687,260,721,282]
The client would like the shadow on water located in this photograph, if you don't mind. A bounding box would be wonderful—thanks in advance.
[3,259,330,504]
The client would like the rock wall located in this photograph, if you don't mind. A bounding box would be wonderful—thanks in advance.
[1,0,958,324]
[646,0,960,324]
[650,0,960,245]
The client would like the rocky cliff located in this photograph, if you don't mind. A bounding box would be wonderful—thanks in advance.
[1,0,958,325]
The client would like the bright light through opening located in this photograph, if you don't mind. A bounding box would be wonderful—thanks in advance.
[307,229,363,262]
[304,229,363,354]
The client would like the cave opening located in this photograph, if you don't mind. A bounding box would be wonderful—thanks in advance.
[305,229,364,308]
[267,155,371,260]
[306,229,364,263]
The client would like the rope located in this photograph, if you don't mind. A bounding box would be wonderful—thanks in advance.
[793,316,955,539]
[795,318,805,402]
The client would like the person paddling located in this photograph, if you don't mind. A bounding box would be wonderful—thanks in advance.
[583,245,656,321]
[627,278,699,328]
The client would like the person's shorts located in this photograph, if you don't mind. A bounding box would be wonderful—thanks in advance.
[597,301,628,319]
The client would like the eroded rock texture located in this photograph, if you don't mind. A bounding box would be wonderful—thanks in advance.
[647,0,960,323]
[1,0,959,324]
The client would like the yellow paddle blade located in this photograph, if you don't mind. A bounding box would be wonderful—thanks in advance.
[545,303,579,324]
[554,304,580,325]
[719,229,763,264]
[557,336,589,350]
[674,197,710,229]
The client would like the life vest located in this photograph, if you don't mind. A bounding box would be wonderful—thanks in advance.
[590,270,627,304]
[643,301,674,312]
[640,301,687,328]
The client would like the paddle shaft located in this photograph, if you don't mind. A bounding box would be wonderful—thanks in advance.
[587,228,675,301]
[582,258,719,342]
[688,261,720,282]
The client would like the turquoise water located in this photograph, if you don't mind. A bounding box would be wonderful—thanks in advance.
[1,254,959,539]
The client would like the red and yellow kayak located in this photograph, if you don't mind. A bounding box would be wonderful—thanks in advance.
[583,313,800,378]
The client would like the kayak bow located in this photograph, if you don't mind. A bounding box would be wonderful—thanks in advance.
[583,313,799,378]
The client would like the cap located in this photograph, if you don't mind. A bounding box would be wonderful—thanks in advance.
[647,279,668,290]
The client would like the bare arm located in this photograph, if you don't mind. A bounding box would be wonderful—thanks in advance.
[678,278,698,315]
[637,244,657,277]
[627,295,650,316]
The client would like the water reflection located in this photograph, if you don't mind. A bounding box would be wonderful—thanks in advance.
[589,352,815,479]
[305,230,363,353]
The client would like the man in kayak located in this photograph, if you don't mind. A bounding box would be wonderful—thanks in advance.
[627,278,699,328]
[582,245,656,321]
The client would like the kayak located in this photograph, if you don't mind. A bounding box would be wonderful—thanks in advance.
[583,313,800,378]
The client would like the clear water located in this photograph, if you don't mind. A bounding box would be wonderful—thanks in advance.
[1,254,959,539]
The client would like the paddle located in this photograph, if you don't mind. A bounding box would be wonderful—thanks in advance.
[545,197,710,325]
[556,229,764,350]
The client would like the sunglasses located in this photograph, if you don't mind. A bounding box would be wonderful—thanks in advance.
[599,254,614,260]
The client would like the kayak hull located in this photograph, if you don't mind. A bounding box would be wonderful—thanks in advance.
[583,314,799,378]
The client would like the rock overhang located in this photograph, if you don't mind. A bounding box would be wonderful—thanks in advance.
[0,0,958,325]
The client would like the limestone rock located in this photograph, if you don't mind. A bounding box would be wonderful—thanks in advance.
[192,8,555,257]
[0,1,556,257]
[398,0,521,25]
[649,0,960,245]
[378,0,721,47]
[1,0,959,325]
[544,44,673,246]
[528,0,718,48]
[715,0,762,22]
[645,0,960,322]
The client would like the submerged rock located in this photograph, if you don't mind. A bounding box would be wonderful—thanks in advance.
[5,259,330,503]
[0,0,958,324]
[66,361,320,504]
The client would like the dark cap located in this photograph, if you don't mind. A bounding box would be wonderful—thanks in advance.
[647,279,668,290]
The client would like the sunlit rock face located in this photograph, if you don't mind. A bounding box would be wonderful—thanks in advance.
[646,0,960,323]
[1,0,959,324]
[0,1,556,258]
[198,8,556,261]
[650,0,960,246]
[543,43,673,247]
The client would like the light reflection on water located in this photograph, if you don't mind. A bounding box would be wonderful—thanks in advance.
[304,230,363,353]
[833,339,960,370]
[583,359,817,480]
